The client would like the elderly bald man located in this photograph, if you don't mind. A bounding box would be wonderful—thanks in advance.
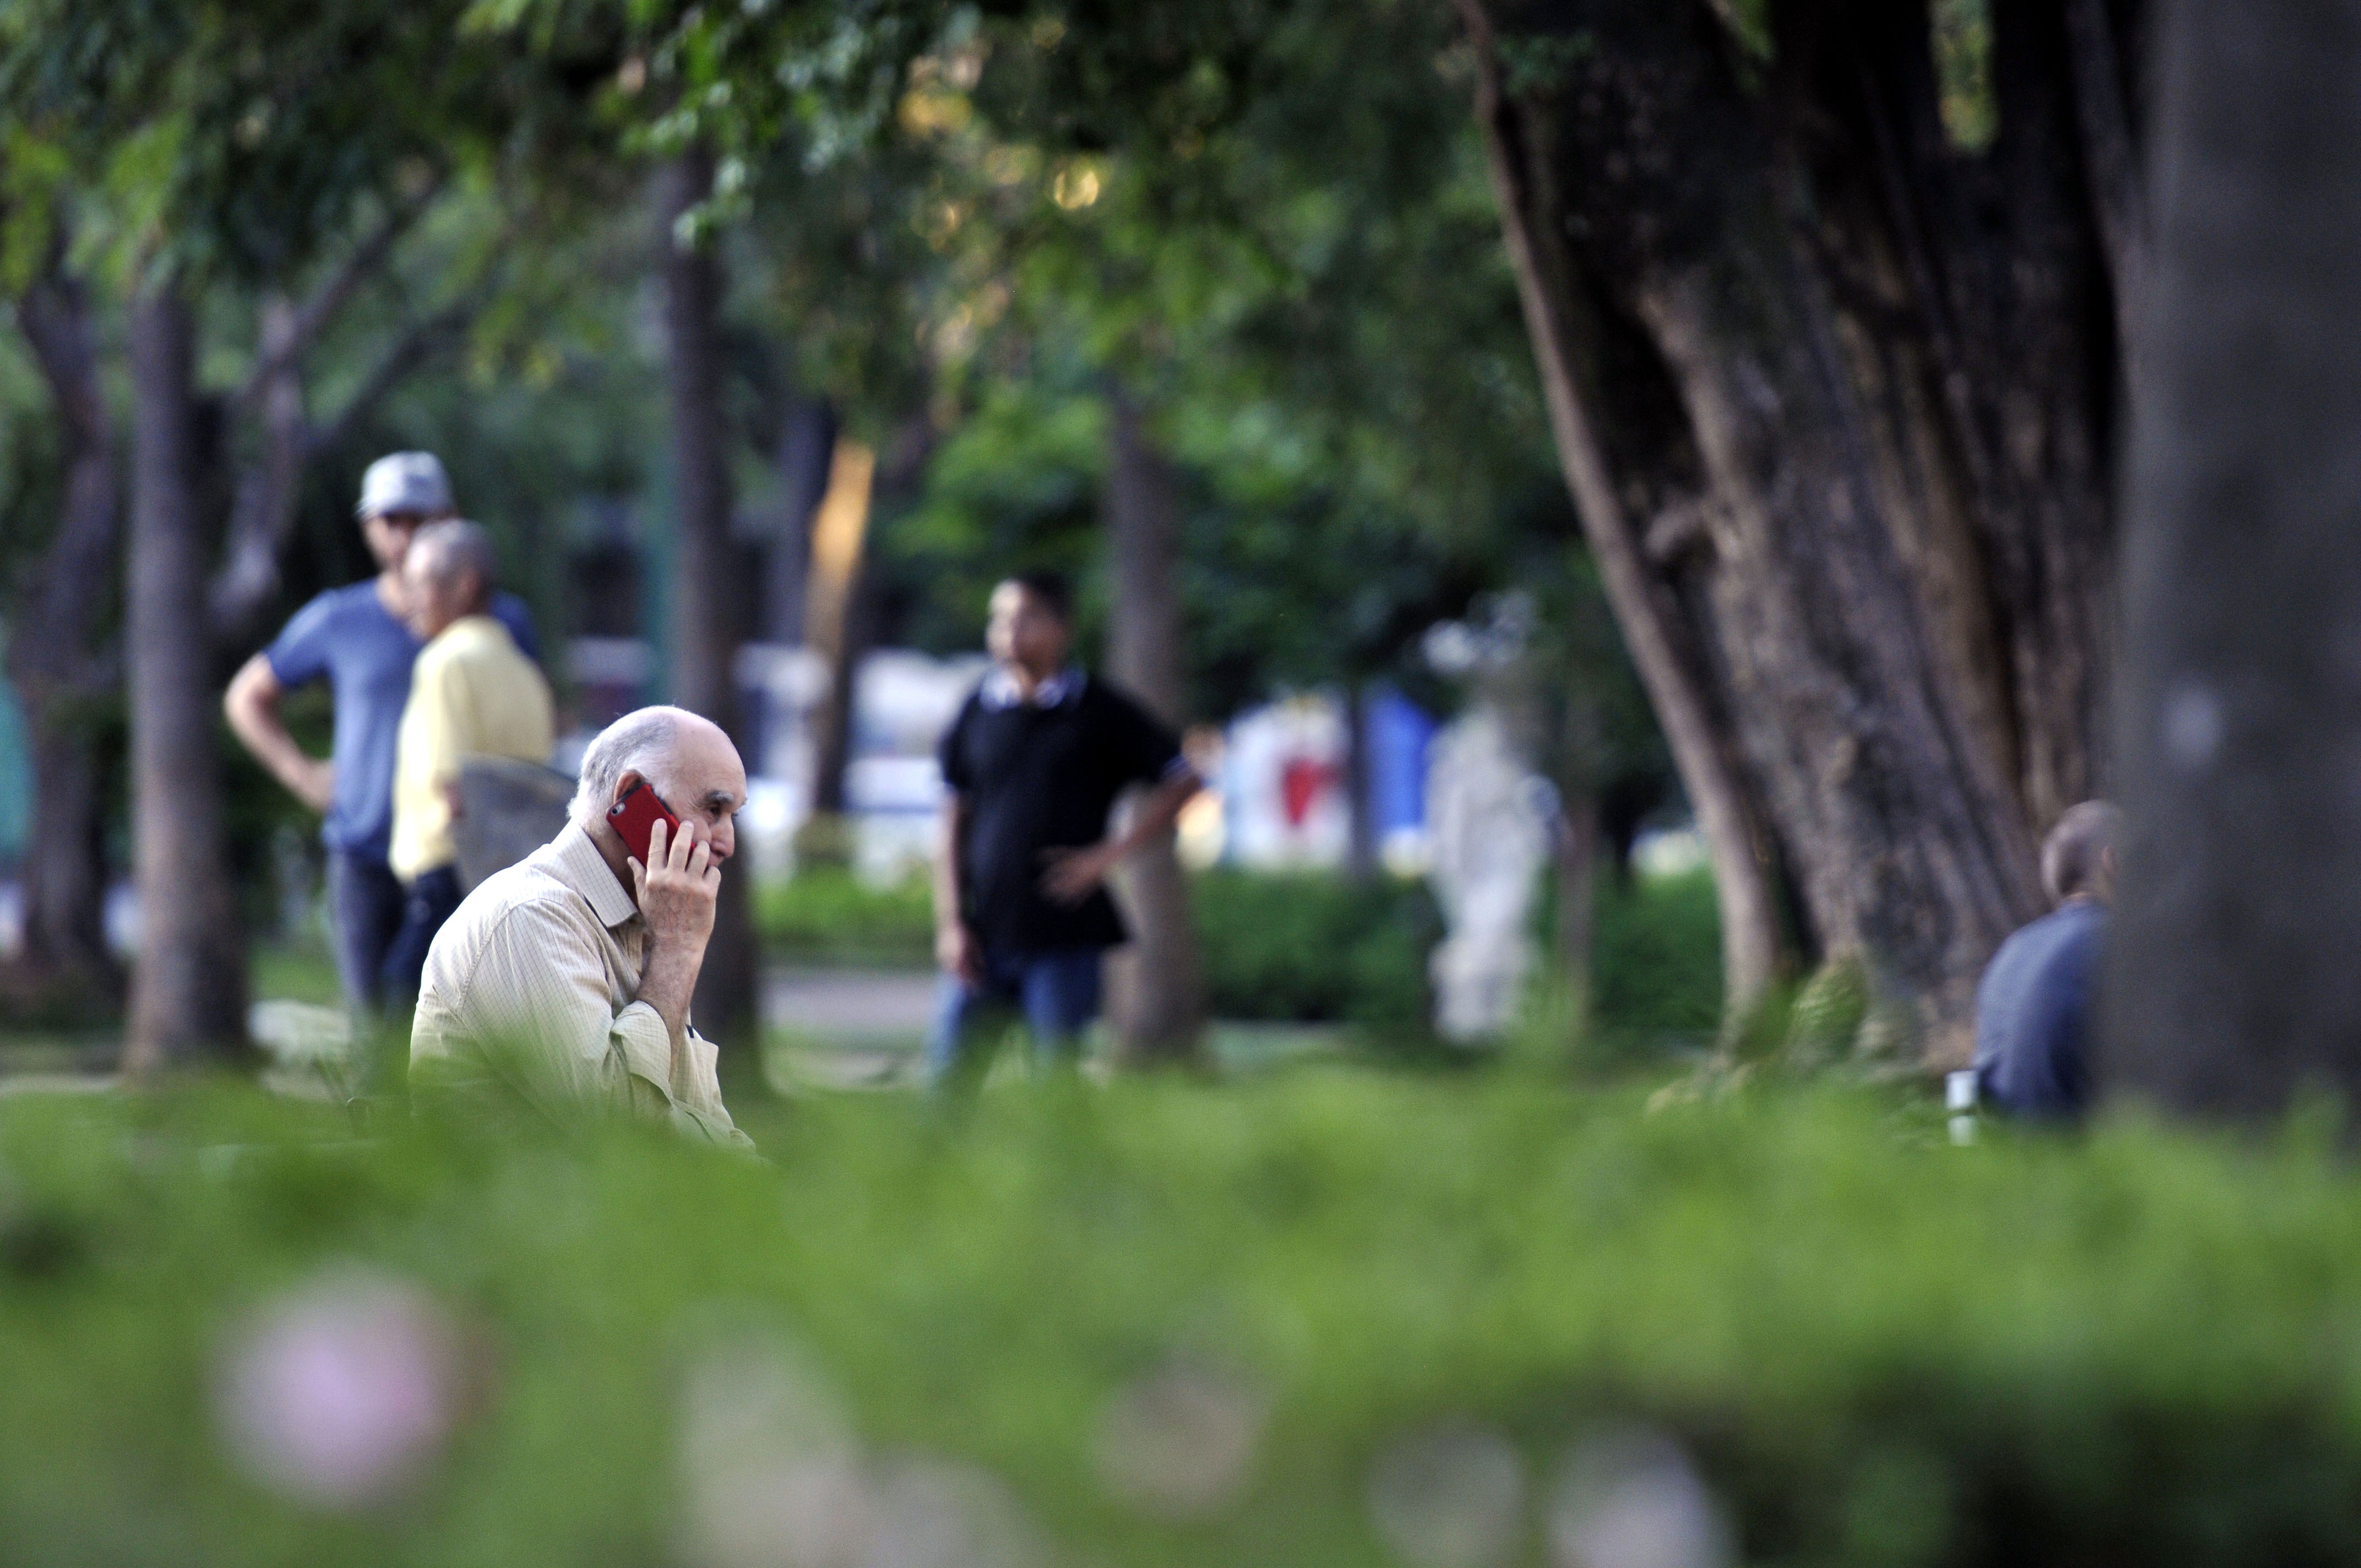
[381,520,554,1007]
[409,706,753,1147]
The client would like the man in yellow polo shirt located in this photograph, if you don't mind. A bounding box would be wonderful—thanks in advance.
[383,520,555,1004]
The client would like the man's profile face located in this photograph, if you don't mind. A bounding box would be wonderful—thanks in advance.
[401,546,474,641]
[986,581,1070,673]
[621,722,749,865]
[362,510,432,573]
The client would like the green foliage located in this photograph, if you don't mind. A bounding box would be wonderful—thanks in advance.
[753,866,938,968]
[1931,0,1998,153]
[1192,868,1440,1038]
[10,1080,2361,1564]
[1589,868,1724,1042]
[752,863,1726,1051]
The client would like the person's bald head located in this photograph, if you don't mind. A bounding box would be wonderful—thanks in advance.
[402,519,497,640]
[574,705,748,863]
[2042,800,2120,906]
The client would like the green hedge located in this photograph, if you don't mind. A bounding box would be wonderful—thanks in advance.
[6,1081,2361,1565]
[754,864,1722,1047]
[1191,868,1441,1036]
[753,867,937,968]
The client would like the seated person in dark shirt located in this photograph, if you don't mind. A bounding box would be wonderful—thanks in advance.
[928,571,1201,1083]
[1973,801,2120,1120]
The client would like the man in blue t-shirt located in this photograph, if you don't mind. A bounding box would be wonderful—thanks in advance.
[225,453,539,1028]
[1972,801,2119,1122]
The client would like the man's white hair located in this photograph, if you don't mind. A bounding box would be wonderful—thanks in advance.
[409,519,498,596]
[572,707,686,822]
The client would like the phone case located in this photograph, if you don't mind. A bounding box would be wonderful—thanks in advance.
[607,781,682,867]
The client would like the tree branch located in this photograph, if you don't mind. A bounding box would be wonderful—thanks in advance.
[208,282,490,640]
[309,288,485,457]
[232,172,445,413]
[2064,0,2147,355]
[9,254,120,694]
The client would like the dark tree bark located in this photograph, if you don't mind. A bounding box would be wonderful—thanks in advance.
[123,282,249,1072]
[763,393,836,646]
[1342,683,1378,881]
[1554,792,1599,1009]
[5,260,123,1005]
[1458,0,1792,1020]
[656,150,759,1054]
[1460,0,2129,1060]
[1102,387,1204,1066]
[2104,0,2361,1118]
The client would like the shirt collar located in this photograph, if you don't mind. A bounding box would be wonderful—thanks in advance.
[980,665,1084,711]
[545,818,639,929]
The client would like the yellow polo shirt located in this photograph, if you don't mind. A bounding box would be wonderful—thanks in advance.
[389,615,554,882]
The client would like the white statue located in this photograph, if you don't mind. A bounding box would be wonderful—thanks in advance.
[1424,703,1550,1042]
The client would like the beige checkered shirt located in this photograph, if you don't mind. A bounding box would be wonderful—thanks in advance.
[409,818,751,1148]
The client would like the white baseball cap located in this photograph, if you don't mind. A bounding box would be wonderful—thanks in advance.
[355,451,454,519]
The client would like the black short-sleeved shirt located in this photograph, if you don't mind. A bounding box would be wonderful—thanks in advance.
[938,671,1183,955]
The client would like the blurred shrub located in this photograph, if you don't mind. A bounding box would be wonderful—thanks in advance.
[1191,868,1440,1037]
[1588,867,1723,1039]
[753,867,937,967]
[754,863,1722,1051]
[8,1081,2361,1565]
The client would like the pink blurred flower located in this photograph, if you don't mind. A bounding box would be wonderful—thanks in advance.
[216,1268,459,1509]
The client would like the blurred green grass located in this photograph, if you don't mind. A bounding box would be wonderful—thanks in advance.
[6,1077,2361,1563]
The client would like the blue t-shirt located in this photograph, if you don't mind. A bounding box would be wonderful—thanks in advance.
[265,581,540,861]
[1972,897,2105,1121]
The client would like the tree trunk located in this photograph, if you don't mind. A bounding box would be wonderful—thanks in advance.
[4,263,121,1006]
[763,393,836,646]
[808,416,929,827]
[656,150,759,1055]
[1554,792,1599,1014]
[1457,0,1790,1020]
[123,282,248,1072]
[1458,0,2125,1060]
[1101,386,1204,1066]
[2104,0,2361,1118]
[1342,682,1378,880]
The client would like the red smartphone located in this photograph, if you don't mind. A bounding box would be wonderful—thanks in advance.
[606,780,683,868]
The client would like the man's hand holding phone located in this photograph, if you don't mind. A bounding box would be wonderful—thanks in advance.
[629,812,721,1069]
[632,816,720,956]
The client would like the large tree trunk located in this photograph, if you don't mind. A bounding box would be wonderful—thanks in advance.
[1101,388,1204,1067]
[5,262,122,1007]
[1461,0,2124,1060]
[656,150,759,1055]
[123,282,248,1072]
[2103,0,2361,1118]
[1457,0,1792,1021]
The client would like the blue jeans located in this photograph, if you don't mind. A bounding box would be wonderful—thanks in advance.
[924,946,1105,1085]
[382,866,463,1009]
[327,850,406,1016]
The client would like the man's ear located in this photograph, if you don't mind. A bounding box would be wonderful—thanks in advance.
[613,770,645,810]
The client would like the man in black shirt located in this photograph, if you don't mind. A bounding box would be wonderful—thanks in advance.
[928,571,1201,1082]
